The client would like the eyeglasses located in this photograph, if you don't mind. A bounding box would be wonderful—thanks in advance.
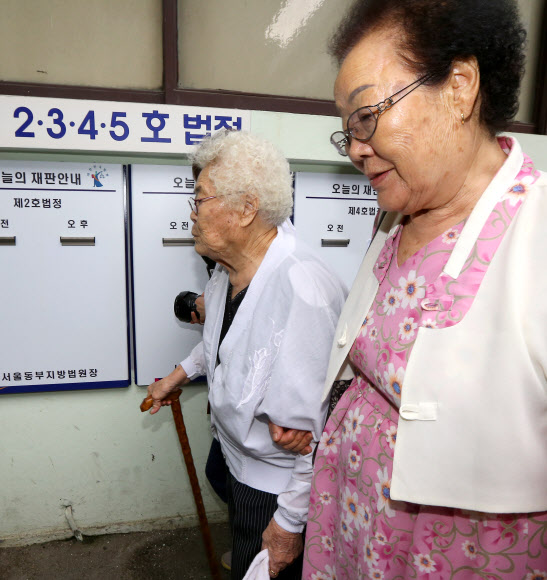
[330,74,431,156]
[188,196,217,215]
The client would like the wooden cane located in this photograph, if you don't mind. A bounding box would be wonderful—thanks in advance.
[141,392,222,580]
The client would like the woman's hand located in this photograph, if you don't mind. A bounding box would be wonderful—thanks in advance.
[269,422,313,455]
[261,518,303,577]
[146,365,189,414]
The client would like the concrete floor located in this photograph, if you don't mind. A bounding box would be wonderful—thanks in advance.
[0,522,232,580]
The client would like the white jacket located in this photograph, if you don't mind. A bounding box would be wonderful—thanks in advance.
[322,138,547,513]
[182,222,347,532]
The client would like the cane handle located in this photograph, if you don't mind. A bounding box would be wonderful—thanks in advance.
[140,388,182,412]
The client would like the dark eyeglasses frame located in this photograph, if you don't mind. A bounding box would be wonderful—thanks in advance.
[188,195,217,215]
[330,74,431,156]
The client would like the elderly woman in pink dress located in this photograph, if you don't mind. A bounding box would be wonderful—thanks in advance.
[293,0,547,578]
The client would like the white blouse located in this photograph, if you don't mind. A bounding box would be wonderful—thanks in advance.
[181,222,347,532]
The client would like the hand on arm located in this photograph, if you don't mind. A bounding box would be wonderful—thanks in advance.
[146,364,190,415]
[269,422,313,456]
[261,518,303,577]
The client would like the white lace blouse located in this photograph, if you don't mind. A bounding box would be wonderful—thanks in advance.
[181,222,347,532]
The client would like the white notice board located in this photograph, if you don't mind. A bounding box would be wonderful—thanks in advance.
[130,165,210,386]
[0,161,129,394]
[294,172,379,289]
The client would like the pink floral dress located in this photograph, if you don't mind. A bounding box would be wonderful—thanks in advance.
[303,142,547,580]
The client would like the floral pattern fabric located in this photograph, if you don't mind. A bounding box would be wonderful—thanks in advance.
[303,142,547,580]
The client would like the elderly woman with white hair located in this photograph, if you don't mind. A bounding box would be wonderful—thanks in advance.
[147,130,347,579]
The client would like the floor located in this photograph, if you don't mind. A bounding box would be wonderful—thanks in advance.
[0,522,232,580]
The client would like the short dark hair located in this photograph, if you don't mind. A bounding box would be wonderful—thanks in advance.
[329,0,527,135]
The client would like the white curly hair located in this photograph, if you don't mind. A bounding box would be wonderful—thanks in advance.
[190,131,293,226]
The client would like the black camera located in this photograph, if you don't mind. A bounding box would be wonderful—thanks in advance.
[173,257,215,323]
[174,291,200,323]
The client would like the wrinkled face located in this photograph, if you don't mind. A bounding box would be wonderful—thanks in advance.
[190,166,240,260]
[335,28,462,215]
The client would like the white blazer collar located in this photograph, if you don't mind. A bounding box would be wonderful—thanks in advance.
[444,137,523,278]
